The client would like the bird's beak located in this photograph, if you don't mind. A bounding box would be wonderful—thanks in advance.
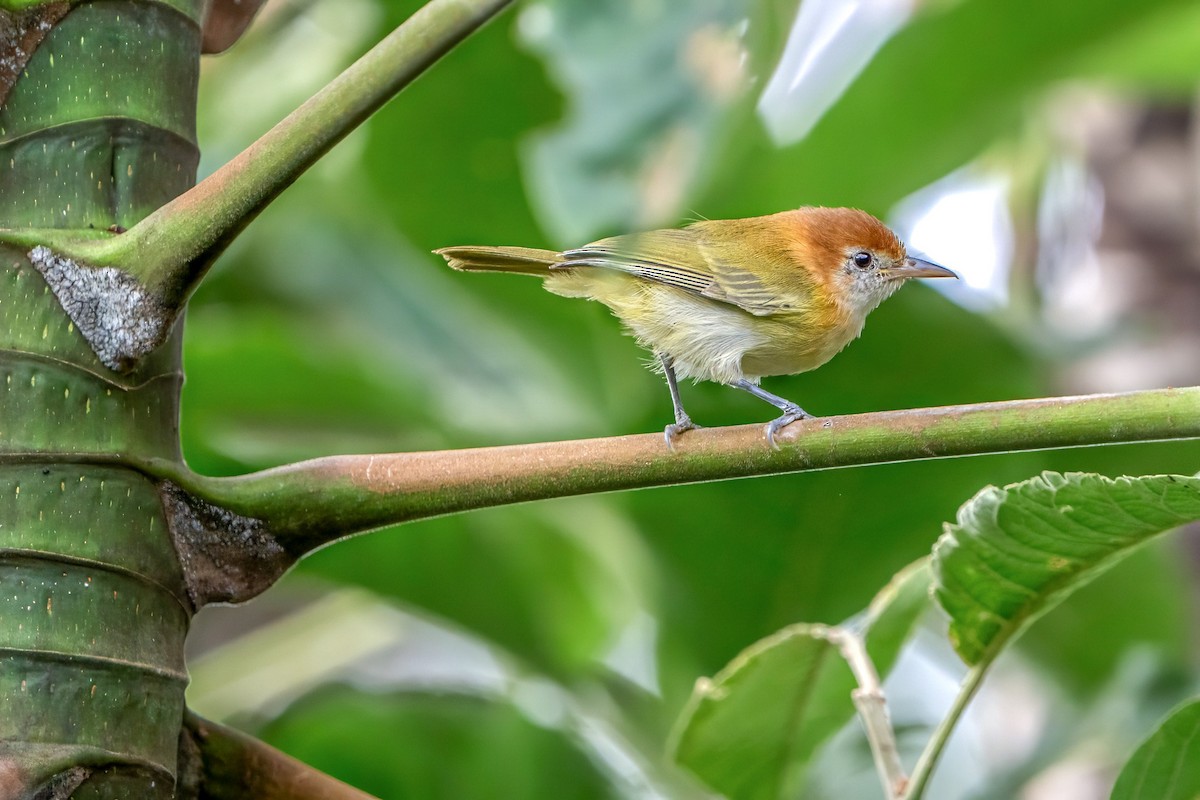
[888,256,958,280]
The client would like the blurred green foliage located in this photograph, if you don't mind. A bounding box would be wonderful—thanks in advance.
[258,686,619,798]
[183,0,1200,796]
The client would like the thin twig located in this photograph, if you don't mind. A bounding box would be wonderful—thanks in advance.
[825,628,907,799]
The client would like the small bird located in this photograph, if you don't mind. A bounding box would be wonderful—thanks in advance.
[436,207,956,447]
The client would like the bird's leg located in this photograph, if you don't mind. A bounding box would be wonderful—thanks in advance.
[660,354,700,448]
[732,379,812,449]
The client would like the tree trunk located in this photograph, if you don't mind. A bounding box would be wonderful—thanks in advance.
[0,2,198,796]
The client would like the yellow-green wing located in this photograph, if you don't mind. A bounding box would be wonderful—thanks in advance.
[560,225,796,316]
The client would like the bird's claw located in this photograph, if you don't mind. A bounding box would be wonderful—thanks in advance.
[764,406,812,450]
[664,415,701,451]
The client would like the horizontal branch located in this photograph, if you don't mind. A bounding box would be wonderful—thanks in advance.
[177,387,1200,557]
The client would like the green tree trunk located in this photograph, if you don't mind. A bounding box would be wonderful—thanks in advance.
[0,2,198,796]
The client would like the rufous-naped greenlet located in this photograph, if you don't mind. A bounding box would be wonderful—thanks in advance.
[437,207,956,447]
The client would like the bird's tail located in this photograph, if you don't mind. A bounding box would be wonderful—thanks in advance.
[434,245,562,277]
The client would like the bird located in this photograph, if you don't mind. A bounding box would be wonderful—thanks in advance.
[436,207,956,448]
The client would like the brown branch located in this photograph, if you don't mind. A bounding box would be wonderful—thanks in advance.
[202,0,269,54]
[181,711,378,800]
[168,387,1200,566]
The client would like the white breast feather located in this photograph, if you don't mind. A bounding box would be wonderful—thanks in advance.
[621,286,766,384]
[546,271,769,384]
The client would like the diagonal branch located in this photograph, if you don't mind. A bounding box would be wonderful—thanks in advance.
[167,387,1200,565]
[7,0,514,371]
[180,711,379,800]
[116,0,515,293]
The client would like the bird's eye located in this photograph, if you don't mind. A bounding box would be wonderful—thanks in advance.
[852,251,874,269]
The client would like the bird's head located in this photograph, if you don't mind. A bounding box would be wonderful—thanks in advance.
[789,207,957,317]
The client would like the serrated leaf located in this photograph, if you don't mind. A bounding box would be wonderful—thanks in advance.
[932,472,1200,666]
[669,561,931,800]
[1111,699,1200,800]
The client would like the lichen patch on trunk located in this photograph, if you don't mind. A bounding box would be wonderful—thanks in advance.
[29,245,169,373]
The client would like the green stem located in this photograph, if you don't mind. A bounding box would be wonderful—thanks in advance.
[169,386,1200,557]
[902,664,989,800]
[28,0,514,302]
[825,628,907,799]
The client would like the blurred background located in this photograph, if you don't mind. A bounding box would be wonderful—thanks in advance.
[181,0,1200,797]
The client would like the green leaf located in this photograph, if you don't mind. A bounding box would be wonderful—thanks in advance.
[668,561,931,800]
[669,624,854,800]
[933,472,1200,667]
[862,558,933,674]
[1111,699,1200,800]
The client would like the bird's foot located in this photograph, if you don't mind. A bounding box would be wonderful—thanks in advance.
[664,414,702,451]
[764,405,812,450]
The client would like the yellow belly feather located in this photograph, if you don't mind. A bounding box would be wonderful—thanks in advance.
[544,270,862,385]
